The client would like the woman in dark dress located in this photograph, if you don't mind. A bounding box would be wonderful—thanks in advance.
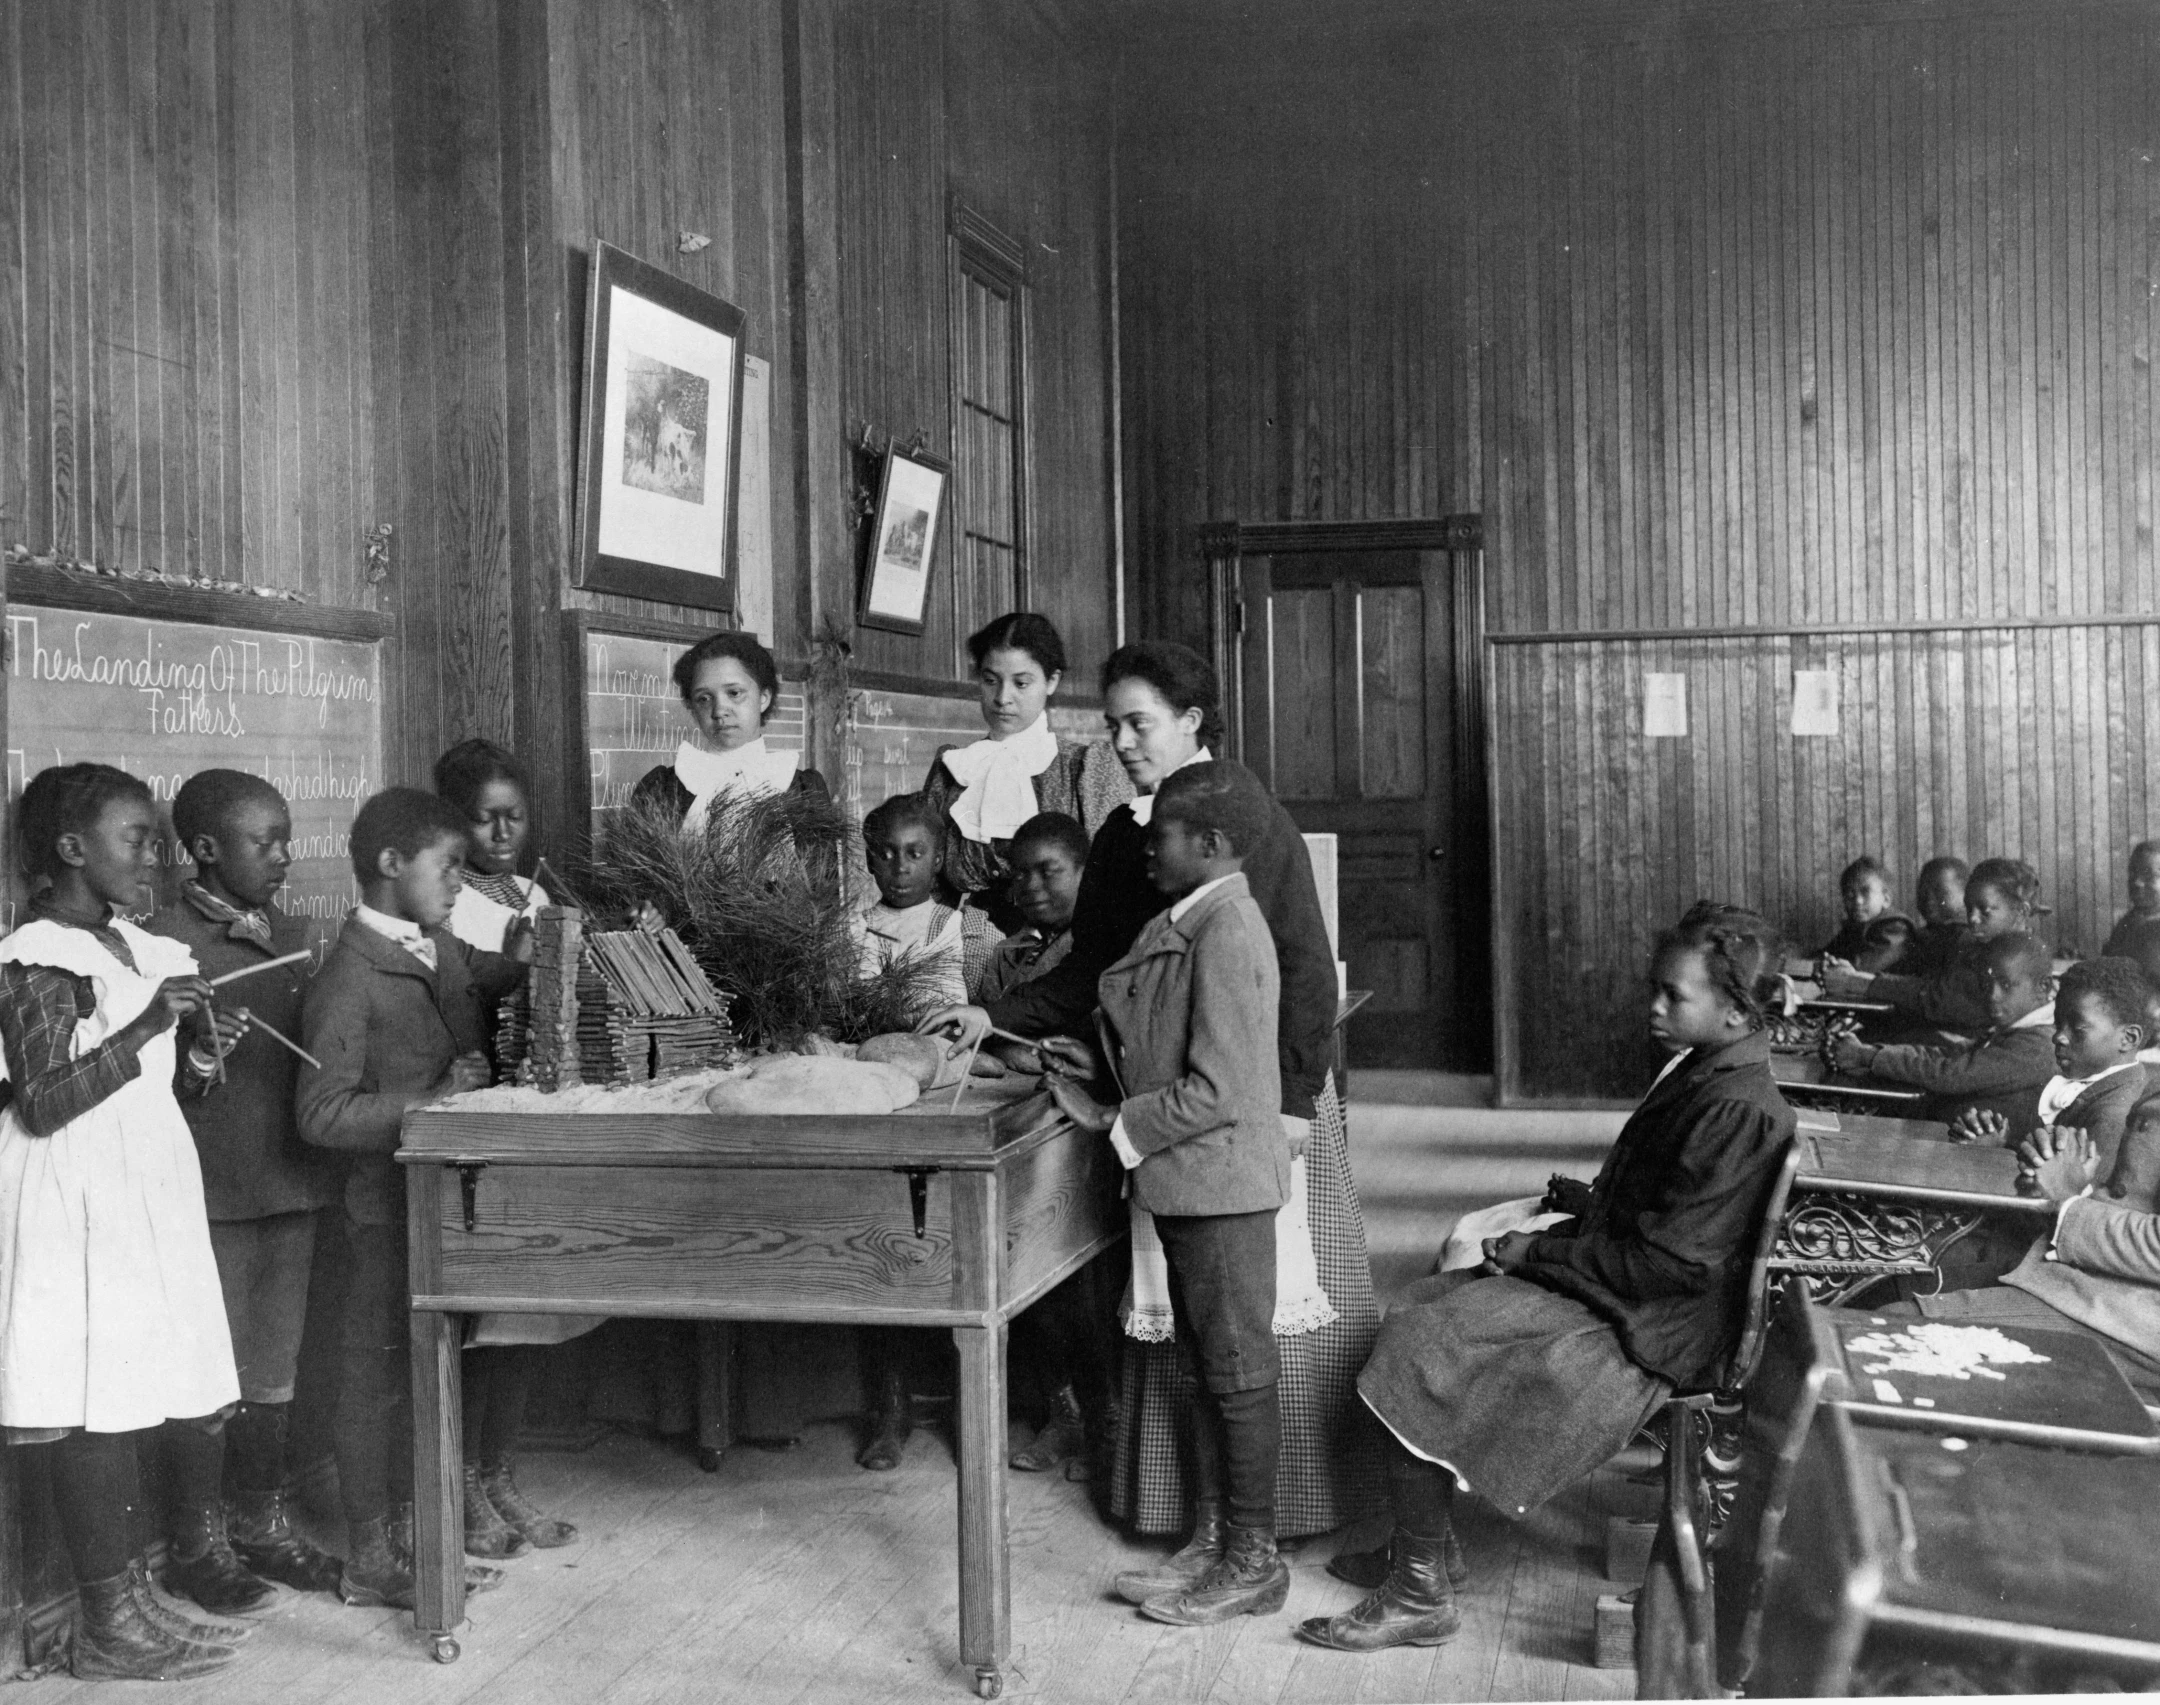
[917,612,1130,932]
[921,641,1384,1553]
[629,631,830,826]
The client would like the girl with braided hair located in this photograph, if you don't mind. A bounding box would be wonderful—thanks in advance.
[1300,902,1796,1655]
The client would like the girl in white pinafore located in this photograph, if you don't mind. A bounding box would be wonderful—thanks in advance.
[0,762,243,1680]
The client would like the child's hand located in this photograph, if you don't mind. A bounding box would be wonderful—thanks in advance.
[126,976,217,1045]
[915,1004,990,1056]
[1480,1229,1538,1276]
[1541,1175,1593,1217]
[189,1004,251,1054]
[1035,1035,1100,1081]
[1948,1107,2010,1146]
[2017,1124,2099,1202]
[1819,957,1873,997]
[1046,1075,1116,1134]
[433,1050,493,1100]
[1827,1032,1877,1075]
[501,915,536,965]
[1279,1113,1310,1160]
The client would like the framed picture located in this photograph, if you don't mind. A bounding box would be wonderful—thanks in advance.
[575,242,747,612]
[858,447,949,635]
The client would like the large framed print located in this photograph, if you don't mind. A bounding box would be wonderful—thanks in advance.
[576,242,747,612]
[858,447,949,636]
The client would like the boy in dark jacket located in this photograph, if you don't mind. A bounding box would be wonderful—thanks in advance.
[149,770,344,1606]
[297,788,529,1611]
[1044,763,1291,1629]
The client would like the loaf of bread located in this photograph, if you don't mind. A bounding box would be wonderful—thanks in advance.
[856,1031,953,1089]
[702,1054,921,1116]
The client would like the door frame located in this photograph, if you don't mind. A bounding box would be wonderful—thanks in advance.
[1196,515,1490,1071]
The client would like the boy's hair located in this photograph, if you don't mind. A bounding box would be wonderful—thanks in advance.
[672,631,780,714]
[17,763,155,881]
[1152,762,1274,855]
[433,738,528,818]
[1839,856,1888,889]
[967,612,1067,679]
[1010,811,1088,867]
[1656,902,1785,1029]
[171,769,286,851]
[1969,857,2044,913]
[2133,839,2160,869]
[2057,957,2153,1033]
[348,787,468,882]
[862,791,945,850]
[1982,931,2053,986]
[1101,640,1222,748]
[1917,855,1969,889]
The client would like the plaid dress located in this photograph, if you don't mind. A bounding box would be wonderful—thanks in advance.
[1104,1071,1386,1537]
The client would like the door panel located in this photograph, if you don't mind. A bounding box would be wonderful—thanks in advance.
[1240,550,1461,1067]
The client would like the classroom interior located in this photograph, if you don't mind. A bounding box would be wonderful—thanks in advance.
[4,0,2160,1698]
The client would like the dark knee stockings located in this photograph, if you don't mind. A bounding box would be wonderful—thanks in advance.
[461,1346,537,1468]
[1189,1381,1282,1534]
[49,1430,141,1584]
[1384,1435,1455,1540]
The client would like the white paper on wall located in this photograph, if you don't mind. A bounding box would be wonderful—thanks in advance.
[1791,669,1838,737]
[1643,672,1688,738]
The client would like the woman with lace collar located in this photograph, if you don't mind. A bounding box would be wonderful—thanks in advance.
[918,613,1130,930]
[629,632,830,828]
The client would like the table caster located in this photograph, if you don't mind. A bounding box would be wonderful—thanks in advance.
[973,1667,1002,1698]
[697,1446,723,1473]
[431,1635,461,1665]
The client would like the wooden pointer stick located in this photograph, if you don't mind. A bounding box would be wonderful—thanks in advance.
[208,950,312,988]
[949,1033,987,1112]
[235,1010,322,1071]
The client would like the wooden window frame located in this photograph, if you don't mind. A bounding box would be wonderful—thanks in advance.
[946,198,1031,654]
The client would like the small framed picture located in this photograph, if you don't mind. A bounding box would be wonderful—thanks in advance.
[575,242,747,612]
[858,447,949,635]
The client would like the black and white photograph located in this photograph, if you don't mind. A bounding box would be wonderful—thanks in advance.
[3,1,2155,1702]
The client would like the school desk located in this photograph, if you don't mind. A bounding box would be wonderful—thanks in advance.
[1750,1405,2160,1694]
[1774,1123,2053,1302]
[1769,1053,1927,1109]
[399,1075,1124,1697]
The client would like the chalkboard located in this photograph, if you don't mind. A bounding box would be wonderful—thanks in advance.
[5,605,382,937]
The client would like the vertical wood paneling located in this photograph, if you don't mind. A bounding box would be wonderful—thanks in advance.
[1120,3,2160,1097]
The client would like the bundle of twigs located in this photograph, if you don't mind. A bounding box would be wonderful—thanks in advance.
[582,788,940,1050]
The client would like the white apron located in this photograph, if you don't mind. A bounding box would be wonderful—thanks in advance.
[0,919,240,1430]
[1120,1159,1338,1343]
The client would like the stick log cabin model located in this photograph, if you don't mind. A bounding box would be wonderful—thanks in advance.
[3,0,2160,1700]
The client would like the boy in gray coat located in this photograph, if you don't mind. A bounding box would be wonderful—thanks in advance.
[1046,761,1290,1628]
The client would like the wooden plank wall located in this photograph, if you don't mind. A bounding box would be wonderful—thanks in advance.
[1116,1,2160,1099]
[835,0,1119,688]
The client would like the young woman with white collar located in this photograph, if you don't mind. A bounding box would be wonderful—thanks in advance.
[629,632,830,827]
[918,613,1130,928]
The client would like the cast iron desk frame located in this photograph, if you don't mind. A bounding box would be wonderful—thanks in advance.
[398,1083,1122,1697]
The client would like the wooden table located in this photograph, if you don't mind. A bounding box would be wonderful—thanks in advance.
[1752,1405,2160,1693]
[1775,1123,2054,1301]
[398,1076,1124,1696]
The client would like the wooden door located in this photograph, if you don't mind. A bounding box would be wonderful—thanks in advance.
[1238,549,1480,1068]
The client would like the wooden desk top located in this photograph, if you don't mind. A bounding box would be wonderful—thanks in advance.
[1833,1410,2160,1653]
[1794,1107,1953,1144]
[1772,1055,1925,1104]
[400,1073,1072,1170]
[1812,1303,2160,1452]
[1795,1126,2055,1214]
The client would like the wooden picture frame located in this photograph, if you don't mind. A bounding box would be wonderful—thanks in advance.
[857,446,950,636]
[575,242,747,613]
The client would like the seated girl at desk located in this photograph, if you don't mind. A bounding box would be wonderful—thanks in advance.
[1806,856,1914,974]
[2102,840,2160,988]
[1823,857,2045,1039]
[1299,903,1794,1654]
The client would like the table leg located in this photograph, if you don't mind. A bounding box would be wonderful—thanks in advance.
[694,1323,732,1472]
[409,1306,465,1663]
[953,1321,1010,1699]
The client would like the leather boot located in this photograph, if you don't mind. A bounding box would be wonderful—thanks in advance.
[71,1569,237,1680]
[127,1559,255,1646]
[461,1463,532,1558]
[1295,1529,1462,1651]
[387,1503,504,1596]
[857,1366,912,1471]
[338,1516,416,1610]
[1325,1526,1470,1593]
[1010,1384,1086,1473]
[482,1459,577,1549]
[1113,1498,1226,1604]
[231,1486,346,1593]
[163,1501,276,1614]
[1139,1523,1291,1626]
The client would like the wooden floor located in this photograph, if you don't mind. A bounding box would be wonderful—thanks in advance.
[10,1419,1645,1705]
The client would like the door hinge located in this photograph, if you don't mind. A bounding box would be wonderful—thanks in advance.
[1233,599,1247,636]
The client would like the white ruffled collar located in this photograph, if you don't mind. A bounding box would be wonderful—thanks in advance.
[674,737,800,823]
[940,714,1060,843]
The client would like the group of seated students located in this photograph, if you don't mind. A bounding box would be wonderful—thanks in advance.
[0,744,575,1679]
